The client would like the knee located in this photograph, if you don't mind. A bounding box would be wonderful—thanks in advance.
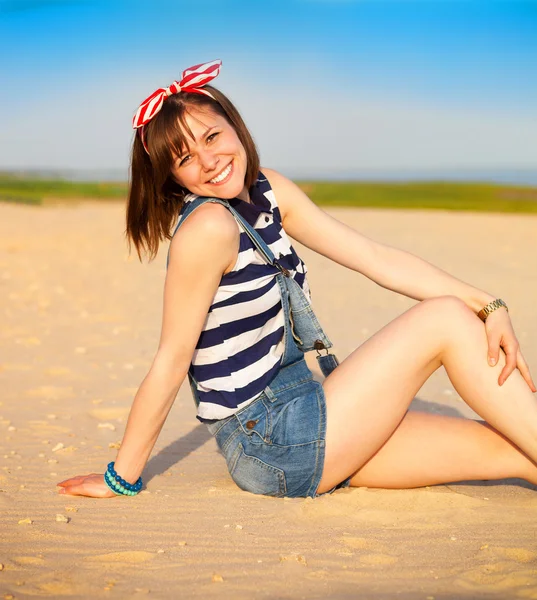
[420,295,476,327]
[408,296,479,357]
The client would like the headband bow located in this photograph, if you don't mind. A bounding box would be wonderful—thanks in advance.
[132,59,222,153]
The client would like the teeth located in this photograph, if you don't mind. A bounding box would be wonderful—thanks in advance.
[209,163,232,184]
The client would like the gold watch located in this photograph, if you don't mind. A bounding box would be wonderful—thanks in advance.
[477,299,508,322]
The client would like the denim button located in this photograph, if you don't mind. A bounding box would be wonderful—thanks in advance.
[246,420,258,430]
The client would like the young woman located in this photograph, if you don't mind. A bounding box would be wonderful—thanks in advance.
[58,60,536,499]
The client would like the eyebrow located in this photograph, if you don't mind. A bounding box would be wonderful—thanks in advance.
[178,126,217,160]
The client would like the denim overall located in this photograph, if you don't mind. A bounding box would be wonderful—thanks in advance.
[171,197,349,497]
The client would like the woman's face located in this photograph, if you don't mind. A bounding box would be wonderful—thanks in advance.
[170,107,249,201]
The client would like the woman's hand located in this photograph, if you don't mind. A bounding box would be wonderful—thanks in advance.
[57,474,116,498]
[485,309,536,391]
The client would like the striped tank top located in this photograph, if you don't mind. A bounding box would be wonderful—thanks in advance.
[178,172,311,421]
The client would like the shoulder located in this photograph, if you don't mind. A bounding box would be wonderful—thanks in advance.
[260,167,313,224]
[181,201,237,237]
[261,167,295,193]
[169,201,238,273]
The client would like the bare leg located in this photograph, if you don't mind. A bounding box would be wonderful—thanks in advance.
[349,411,536,489]
[317,296,537,493]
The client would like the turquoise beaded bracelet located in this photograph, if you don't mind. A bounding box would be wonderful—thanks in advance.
[103,462,143,496]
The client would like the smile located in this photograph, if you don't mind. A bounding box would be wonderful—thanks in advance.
[208,162,233,185]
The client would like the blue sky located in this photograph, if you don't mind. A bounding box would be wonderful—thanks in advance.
[1,0,536,179]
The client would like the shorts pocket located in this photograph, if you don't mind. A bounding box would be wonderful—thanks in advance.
[228,443,287,497]
[269,380,325,446]
[234,396,271,444]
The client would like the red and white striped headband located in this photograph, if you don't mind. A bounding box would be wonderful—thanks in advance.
[132,59,222,154]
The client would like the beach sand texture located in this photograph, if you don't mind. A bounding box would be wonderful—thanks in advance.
[1,201,536,599]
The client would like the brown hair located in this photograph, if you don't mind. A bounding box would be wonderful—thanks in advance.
[125,85,260,261]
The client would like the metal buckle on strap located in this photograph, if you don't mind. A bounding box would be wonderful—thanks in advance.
[314,340,329,356]
[274,259,290,278]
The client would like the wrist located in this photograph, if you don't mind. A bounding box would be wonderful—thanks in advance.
[467,292,496,315]
[104,462,143,496]
[477,298,508,322]
[114,443,153,484]
[112,462,144,486]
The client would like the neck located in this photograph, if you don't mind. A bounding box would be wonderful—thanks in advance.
[237,185,250,203]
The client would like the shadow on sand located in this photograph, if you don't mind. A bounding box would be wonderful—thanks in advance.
[144,395,537,492]
[144,424,212,484]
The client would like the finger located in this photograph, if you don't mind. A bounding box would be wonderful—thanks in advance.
[57,477,85,487]
[517,350,537,393]
[57,474,95,487]
[487,335,501,367]
[58,484,84,496]
[58,482,109,497]
[498,343,518,386]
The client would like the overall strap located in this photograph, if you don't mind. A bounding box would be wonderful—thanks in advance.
[168,196,339,379]
[167,196,281,271]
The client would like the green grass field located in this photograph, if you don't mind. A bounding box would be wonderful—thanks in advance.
[1,174,536,213]
[298,181,537,213]
[0,174,127,205]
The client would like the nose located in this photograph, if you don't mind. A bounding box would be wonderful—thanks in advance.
[198,148,219,172]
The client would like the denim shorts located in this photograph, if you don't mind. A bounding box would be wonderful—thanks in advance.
[206,356,351,498]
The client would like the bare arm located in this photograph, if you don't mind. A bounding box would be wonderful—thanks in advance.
[263,168,495,312]
[263,169,534,390]
[58,203,239,495]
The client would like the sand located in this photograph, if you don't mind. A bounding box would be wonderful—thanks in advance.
[1,201,536,599]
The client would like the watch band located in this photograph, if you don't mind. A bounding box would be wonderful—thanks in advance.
[477,298,508,322]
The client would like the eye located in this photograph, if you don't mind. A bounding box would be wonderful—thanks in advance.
[179,154,192,167]
[207,132,220,143]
